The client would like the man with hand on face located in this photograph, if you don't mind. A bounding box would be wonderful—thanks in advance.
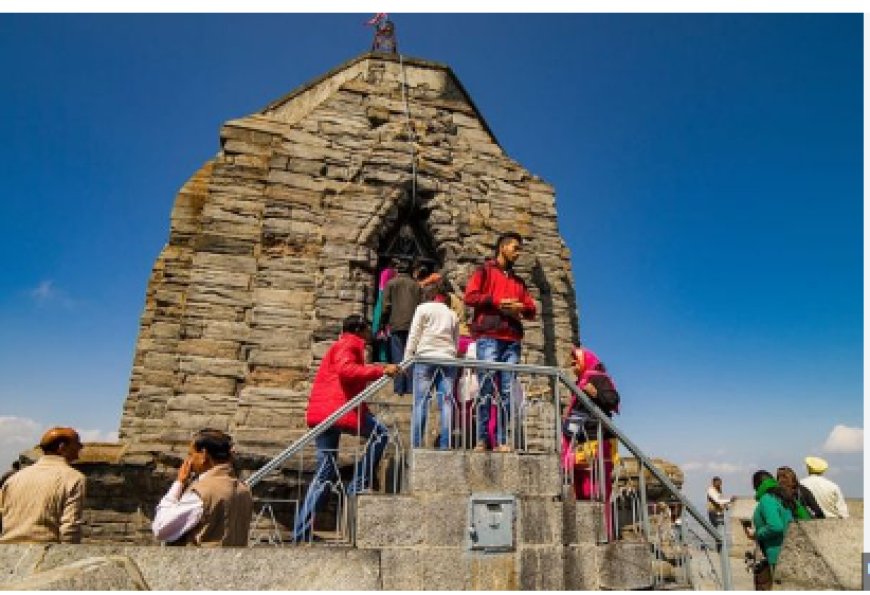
[0,427,85,543]
[152,429,252,546]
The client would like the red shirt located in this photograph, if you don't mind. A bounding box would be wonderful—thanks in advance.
[305,333,384,432]
[463,259,536,342]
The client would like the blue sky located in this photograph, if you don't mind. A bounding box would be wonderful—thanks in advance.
[0,13,862,511]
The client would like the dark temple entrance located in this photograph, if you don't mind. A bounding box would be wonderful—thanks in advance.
[370,194,439,362]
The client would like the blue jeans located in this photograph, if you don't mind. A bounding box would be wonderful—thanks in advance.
[389,331,411,394]
[292,413,388,542]
[476,337,521,447]
[412,364,457,448]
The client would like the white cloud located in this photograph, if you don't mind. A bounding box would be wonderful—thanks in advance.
[822,425,863,454]
[27,280,74,308]
[680,460,756,474]
[0,416,43,465]
[79,429,119,443]
[29,280,56,302]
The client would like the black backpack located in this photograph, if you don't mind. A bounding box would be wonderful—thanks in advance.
[562,372,620,441]
[586,372,620,414]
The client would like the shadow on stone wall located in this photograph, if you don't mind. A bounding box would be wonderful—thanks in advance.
[531,259,557,367]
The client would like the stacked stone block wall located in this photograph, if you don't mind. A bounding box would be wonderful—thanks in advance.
[119,53,580,463]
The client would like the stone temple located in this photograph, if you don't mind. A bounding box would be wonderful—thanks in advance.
[118,51,580,462]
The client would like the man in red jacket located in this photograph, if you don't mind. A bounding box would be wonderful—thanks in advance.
[293,315,399,543]
[464,232,537,452]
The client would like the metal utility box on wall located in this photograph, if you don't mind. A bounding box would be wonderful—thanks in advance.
[467,494,516,552]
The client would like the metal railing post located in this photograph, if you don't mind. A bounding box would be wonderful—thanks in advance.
[553,379,561,454]
[679,510,691,586]
[638,460,650,541]
[720,511,733,590]
[595,420,607,541]
[411,363,418,448]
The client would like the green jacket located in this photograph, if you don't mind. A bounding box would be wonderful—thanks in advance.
[752,478,793,566]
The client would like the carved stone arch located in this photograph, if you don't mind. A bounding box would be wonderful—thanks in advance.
[361,182,441,273]
[351,182,444,330]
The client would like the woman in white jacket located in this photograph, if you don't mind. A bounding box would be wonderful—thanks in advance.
[404,280,459,449]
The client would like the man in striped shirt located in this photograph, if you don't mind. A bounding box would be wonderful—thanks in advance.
[0,427,86,543]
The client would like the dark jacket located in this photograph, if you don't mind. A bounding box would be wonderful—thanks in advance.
[383,273,422,332]
[797,483,825,519]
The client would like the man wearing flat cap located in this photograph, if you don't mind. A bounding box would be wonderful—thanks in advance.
[800,456,849,519]
[152,428,252,546]
[0,427,86,543]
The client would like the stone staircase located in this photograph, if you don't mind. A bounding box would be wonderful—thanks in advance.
[351,448,656,590]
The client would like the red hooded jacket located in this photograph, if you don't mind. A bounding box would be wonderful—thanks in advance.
[305,333,385,432]
[464,259,537,341]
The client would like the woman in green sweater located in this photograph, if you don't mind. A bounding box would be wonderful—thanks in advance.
[744,470,795,590]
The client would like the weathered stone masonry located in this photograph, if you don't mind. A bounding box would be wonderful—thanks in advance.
[119,52,580,463]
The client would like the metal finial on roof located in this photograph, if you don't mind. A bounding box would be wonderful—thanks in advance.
[367,13,398,54]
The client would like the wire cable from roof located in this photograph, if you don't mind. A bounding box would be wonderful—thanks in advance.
[398,52,418,210]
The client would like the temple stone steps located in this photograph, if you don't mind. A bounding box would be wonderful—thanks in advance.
[348,448,656,590]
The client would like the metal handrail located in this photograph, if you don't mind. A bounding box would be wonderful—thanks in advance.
[245,356,561,488]
[412,355,568,375]
[242,355,731,589]
[245,359,414,488]
[555,371,732,590]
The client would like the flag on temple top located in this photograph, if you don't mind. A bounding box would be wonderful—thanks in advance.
[365,13,388,27]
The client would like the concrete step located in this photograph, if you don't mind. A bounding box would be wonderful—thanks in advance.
[573,500,605,544]
[354,490,564,550]
[409,448,560,497]
[655,582,693,591]
[597,541,655,590]
[563,541,655,590]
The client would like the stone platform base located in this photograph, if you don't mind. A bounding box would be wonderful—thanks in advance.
[0,544,380,591]
[0,541,656,591]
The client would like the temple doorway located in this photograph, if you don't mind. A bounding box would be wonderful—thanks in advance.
[371,195,439,363]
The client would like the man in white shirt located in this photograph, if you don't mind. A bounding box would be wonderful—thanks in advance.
[404,279,459,449]
[800,456,849,519]
[152,429,252,546]
[706,476,733,551]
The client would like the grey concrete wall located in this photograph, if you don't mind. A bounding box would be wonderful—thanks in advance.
[775,518,862,590]
[0,544,380,591]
